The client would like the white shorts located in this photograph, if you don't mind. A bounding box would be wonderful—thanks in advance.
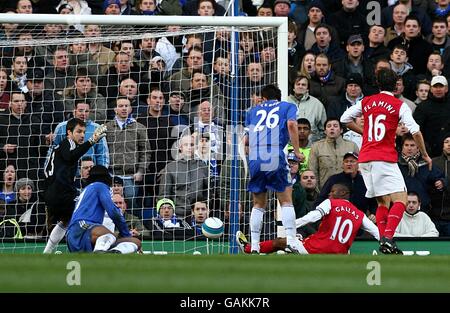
[358,161,406,198]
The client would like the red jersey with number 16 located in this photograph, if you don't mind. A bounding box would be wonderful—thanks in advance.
[358,92,405,163]
[303,199,365,254]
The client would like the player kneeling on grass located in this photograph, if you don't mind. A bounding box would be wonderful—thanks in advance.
[237,184,380,254]
[66,165,141,253]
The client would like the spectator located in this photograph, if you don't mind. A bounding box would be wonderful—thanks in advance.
[114,78,145,119]
[137,87,176,207]
[182,0,226,16]
[51,100,110,168]
[384,3,408,45]
[240,61,266,120]
[75,155,93,191]
[327,73,364,121]
[287,75,326,143]
[68,41,100,79]
[287,118,313,173]
[388,15,434,75]
[314,152,377,217]
[145,198,185,230]
[162,91,189,126]
[394,191,439,237]
[184,199,210,235]
[83,24,116,75]
[105,97,151,212]
[309,117,359,189]
[309,53,346,109]
[287,152,307,219]
[328,0,368,49]
[413,75,450,157]
[398,134,447,211]
[132,0,159,15]
[9,55,28,93]
[63,68,107,123]
[103,0,121,15]
[169,46,206,92]
[297,2,330,51]
[427,17,450,55]
[0,67,10,111]
[2,178,45,238]
[110,193,149,237]
[414,79,430,104]
[364,25,391,71]
[212,53,231,104]
[393,76,417,112]
[310,24,345,65]
[0,91,40,180]
[159,134,209,218]
[288,21,304,86]
[364,58,392,96]
[297,52,316,80]
[381,0,432,36]
[333,34,373,82]
[44,46,77,96]
[343,116,363,149]
[300,169,319,213]
[430,133,450,236]
[16,0,33,14]
[0,163,16,204]
[258,41,277,85]
[256,1,273,17]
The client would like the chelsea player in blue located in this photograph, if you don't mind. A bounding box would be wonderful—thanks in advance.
[66,165,141,253]
[245,84,304,254]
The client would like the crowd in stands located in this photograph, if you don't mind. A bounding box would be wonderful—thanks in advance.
[0,0,450,241]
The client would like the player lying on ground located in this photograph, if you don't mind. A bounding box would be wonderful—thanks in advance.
[237,184,380,254]
[66,165,141,253]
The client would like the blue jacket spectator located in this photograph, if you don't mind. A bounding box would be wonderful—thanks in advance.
[51,119,109,168]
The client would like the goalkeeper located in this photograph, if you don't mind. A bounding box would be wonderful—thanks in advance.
[43,118,107,254]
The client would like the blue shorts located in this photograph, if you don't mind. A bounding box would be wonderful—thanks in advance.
[248,159,291,193]
[66,220,101,253]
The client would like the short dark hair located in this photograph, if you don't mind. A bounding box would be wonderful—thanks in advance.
[376,68,398,92]
[261,84,281,101]
[81,155,93,162]
[407,190,420,201]
[324,117,342,129]
[74,99,90,108]
[297,118,311,129]
[66,118,86,135]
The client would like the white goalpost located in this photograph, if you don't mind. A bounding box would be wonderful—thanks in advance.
[0,13,288,254]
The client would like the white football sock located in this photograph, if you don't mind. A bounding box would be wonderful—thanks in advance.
[43,222,67,254]
[110,242,138,254]
[93,233,116,252]
[250,207,265,252]
[281,205,297,244]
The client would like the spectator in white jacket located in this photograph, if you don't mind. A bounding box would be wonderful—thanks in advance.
[395,191,439,237]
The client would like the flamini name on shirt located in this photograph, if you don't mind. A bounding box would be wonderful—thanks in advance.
[334,206,360,220]
[363,101,396,114]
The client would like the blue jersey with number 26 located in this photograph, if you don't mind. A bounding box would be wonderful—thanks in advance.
[245,100,297,156]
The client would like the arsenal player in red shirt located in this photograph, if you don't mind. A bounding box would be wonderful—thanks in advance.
[236,184,380,255]
[340,68,432,254]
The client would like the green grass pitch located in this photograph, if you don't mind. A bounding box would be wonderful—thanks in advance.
[1,254,450,292]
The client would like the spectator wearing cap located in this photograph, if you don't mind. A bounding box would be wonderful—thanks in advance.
[288,0,324,26]
[287,151,307,218]
[273,0,291,17]
[2,177,45,238]
[103,0,121,14]
[25,67,65,152]
[163,91,189,126]
[333,34,373,83]
[287,118,313,173]
[309,117,359,189]
[327,73,363,121]
[314,152,377,219]
[328,0,368,50]
[145,198,187,231]
[430,133,450,236]
[413,75,450,157]
[288,75,326,143]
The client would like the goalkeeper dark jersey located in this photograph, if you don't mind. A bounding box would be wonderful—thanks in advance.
[43,138,93,206]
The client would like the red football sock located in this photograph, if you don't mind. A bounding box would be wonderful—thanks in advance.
[384,202,406,239]
[244,240,276,254]
[375,205,389,237]
[259,240,276,253]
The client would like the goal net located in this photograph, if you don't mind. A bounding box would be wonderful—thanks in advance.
[0,14,288,254]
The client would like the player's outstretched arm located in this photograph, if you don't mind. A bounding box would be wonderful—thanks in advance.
[361,215,380,241]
